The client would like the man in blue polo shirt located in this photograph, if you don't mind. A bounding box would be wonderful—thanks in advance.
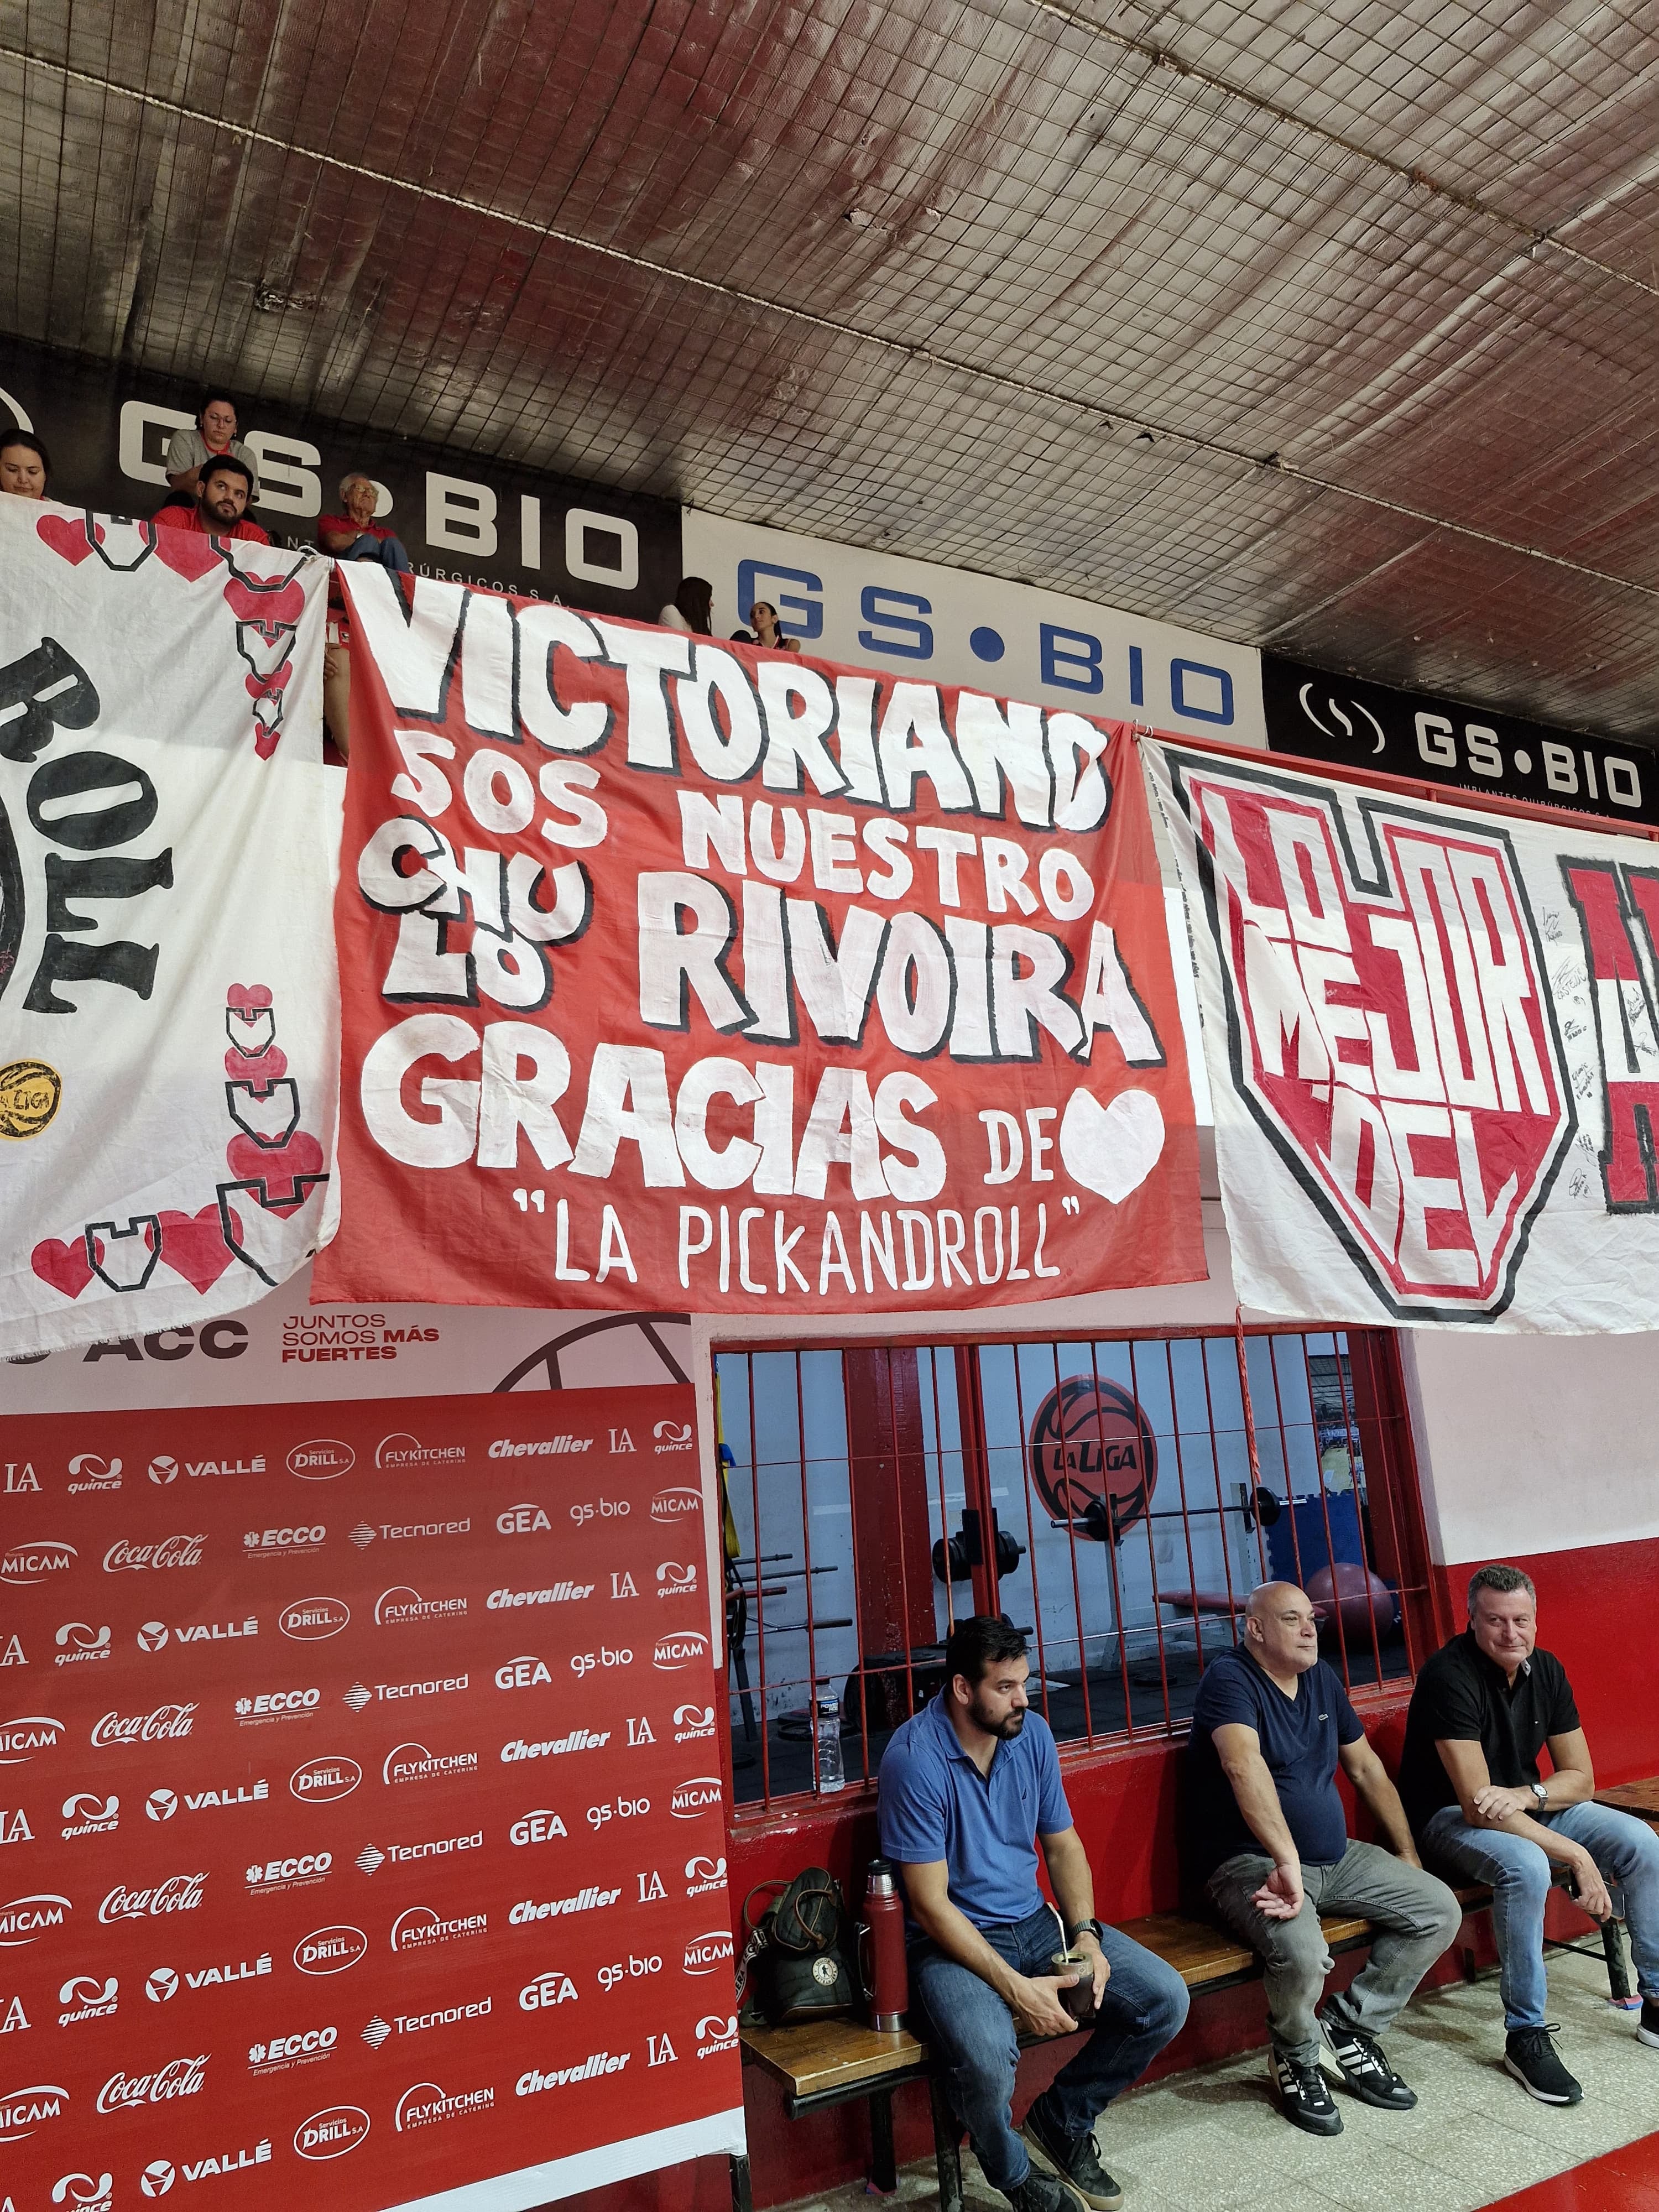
[879,1616,1188,2212]
[1187,1582,1461,2137]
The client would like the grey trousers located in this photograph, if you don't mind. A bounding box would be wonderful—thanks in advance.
[1208,1839,1463,2067]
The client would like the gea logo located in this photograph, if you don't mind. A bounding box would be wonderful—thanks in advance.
[91,1703,196,1747]
[494,1656,552,1689]
[280,1597,351,1641]
[102,1536,206,1572]
[96,2054,207,2112]
[290,1758,362,1803]
[99,1873,206,1923]
[653,1631,708,1670]
[293,1926,368,1976]
[519,1970,577,2010]
[508,1809,568,1844]
[651,1486,700,1519]
[288,1441,354,1480]
[670,1776,723,1818]
[684,1930,734,1974]
[0,2080,68,2138]
[294,2105,371,2160]
[0,1892,71,1943]
[0,1714,66,1763]
[1,1541,75,1585]
[495,1504,552,1534]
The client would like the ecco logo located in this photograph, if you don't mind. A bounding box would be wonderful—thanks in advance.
[250,2026,336,2069]
[237,1688,320,1719]
[243,1526,325,1552]
[247,1853,331,1889]
[288,1442,354,1480]
[279,1598,350,1641]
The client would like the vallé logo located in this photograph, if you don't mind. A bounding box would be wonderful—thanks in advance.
[288,1441,354,1480]
[294,2104,370,2160]
[280,1597,350,1641]
[653,1630,708,1671]
[290,1757,362,1804]
[293,1925,368,1976]
[1,1541,75,1586]
[0,1715,66,1763]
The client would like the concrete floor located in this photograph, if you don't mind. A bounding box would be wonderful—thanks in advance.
[780,1949,1659,2212]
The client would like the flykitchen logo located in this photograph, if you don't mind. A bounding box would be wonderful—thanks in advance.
[1,1542,75,1587]
[651,1486,700,1520]
[0,2080,67,2138]
[91,1703,196,1747]
[1172,757,1573,1319]
[279,1597,350,1641]
[103,1536,206,1573]
[374,1586,467,1626]
[95,2054,207,2113]
[66,1454,122,1493]
[394,2080,494,2131]
[671,1776,723,1818]
[99,1874,206,1923]
[56,1975,118,2026]
[375,1435,465,1469]
[488,1436,592,1459]
[382,1743,477,1786]
[61,1793,119,1838]
[653,1421,694,1454]
[293,2105,370,2161]
[249,2026,337,2074]
[293,1926,368,1976]
[389,1907,487,1955]
[54,1623,111,1665]
[683,1929,735,1974]
[0,1893,70,1943]
[289,1758,362,1804]
[287,1441,354,1480]
[653,1631,709,1671]
[0,1715,65,1764]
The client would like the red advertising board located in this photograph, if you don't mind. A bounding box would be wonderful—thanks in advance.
[315,572,1204,1316]
[0,1384,742,2212]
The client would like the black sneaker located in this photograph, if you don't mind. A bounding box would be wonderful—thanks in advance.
[1019,2103,1124,2212]
[1005,2167,1087,2212]
[1640,2000,1659,2051]
[1505,2025,1582,2105]
[1316,2005,1417,2110]
[1269,2044,1343,2135]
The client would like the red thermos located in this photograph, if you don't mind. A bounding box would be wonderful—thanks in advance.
[861,1857,909,2032]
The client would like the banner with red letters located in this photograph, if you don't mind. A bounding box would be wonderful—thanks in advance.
[314,568,1204,1313]
[1147,739,1659,1329]
[0,497,336,1358]
[0,1383,743,2212]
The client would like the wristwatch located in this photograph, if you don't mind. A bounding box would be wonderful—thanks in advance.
[1068,1918,1107,1948]
[1530,1782,1548,1811]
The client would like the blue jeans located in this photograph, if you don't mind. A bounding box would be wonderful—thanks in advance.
[343,531,411,573]
[911,1908,1190,2191]
[1422,1799,1659,2029]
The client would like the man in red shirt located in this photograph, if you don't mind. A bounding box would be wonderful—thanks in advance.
[155,456,270,543]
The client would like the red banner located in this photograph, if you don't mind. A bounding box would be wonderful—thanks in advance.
[0,1385,742,2212]
[314,575,1204,1311]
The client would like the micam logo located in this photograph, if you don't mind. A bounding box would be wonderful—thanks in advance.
[0,1893,71,1943]
[0,2081,68,2138]
[651,1486,700,1520]
[653,1631,709,1671]
[670,1776,723,1818]
[54,1624,111,1665]
[684,1930,735,1974]
[0,1542,75,1586]
[0,1717,65,1764]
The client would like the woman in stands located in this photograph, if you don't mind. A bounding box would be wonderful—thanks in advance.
[0,431,50,497]
[659,576,713,634]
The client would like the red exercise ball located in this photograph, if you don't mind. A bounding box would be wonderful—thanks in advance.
[1307,1561,1396,1644]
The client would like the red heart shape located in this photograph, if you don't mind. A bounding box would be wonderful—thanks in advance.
[33,1236,93,1298]
[35,514,93,566]
[152,529,221,583]
[224,1044,287,1082]
[227,984,274,1011]
[158,1206,235,1293]
[226,1129,325,1206]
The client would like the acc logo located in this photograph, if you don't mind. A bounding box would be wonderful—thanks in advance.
[0,2081,67,2138]
[293,1926,368,1976]
[652,1422,694,1454]
[670,1776,723,1818]
[51,2177,112,2212]
[280,1598,350,1641]
[683,1929,734,1974]
[139,2164,174,2198]
[0,1892,71,1943]
[0,1714,66,1763]
[288,1441,354,1480]
[653,1631,708,1671]
[519,1970,577,2010]
[651,1485,700,1519]
[290,1758,361,1804]
[293,2105,370,2159]
[1,1541,75,1586]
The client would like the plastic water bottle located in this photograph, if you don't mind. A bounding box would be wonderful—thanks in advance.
[814,1689,845,1793]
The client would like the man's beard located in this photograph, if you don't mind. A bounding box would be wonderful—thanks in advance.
[967,1691,1026,1739]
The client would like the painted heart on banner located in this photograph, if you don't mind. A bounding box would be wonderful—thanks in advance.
[158,1207,237,1293]
[1060,1088,1166,1203]
[1186,764,1573,1317]
[32,1235,93,1299]
[226,1128,325,1205]
[35,512,96,566]
[150,529,222,584]
[223,1044,288,1083]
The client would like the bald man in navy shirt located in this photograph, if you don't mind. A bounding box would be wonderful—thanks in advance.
[879,1618,1188,2212]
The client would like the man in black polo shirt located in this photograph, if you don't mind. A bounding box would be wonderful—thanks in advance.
[1188,1582,1462,2137]
[1401,1562,1659,2106]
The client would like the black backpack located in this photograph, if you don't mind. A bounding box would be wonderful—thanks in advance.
[735,1867,857,2026]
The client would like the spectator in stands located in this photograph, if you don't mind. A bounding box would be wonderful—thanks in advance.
[880,1616,1188,2212]
[731,599,799,651]
[1188,1582,1460,2137]
[1401,1563,1659,2106]
[659,576,713,635]
[155,456,270,544]
[165,394,260,503]
[0,430,50,498]
[318,472,411,572]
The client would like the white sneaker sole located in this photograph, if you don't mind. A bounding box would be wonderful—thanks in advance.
[1504,2053,1580,2105]
[1637,2022,1659,2049]
[1016,2122,1118,2212]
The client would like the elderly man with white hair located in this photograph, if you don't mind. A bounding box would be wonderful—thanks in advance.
[316,470,412,755]
[1186,1581,1462,2137]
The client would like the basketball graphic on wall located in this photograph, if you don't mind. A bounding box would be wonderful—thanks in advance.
[1027,1376,1158,1541]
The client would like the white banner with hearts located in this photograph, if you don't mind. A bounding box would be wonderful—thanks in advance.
[0,495,338,1353]
[1146,737,1659,1331]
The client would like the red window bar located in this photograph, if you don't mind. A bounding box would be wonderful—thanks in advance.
[714,1327,1434,1812]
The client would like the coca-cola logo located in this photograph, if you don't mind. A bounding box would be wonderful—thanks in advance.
[293,2104,370,2159]
[90,1703,197,1748]
[279,1597,350,1641]
[293,1924,368,1976]
[290,1757,361,1803]
[102,1536,205,1573]
[1,1541,75,1585]
[98,1873,206,1923]
[95,2055,207,2113]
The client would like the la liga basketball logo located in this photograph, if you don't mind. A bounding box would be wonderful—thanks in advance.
[1026,1378,1157,1541]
